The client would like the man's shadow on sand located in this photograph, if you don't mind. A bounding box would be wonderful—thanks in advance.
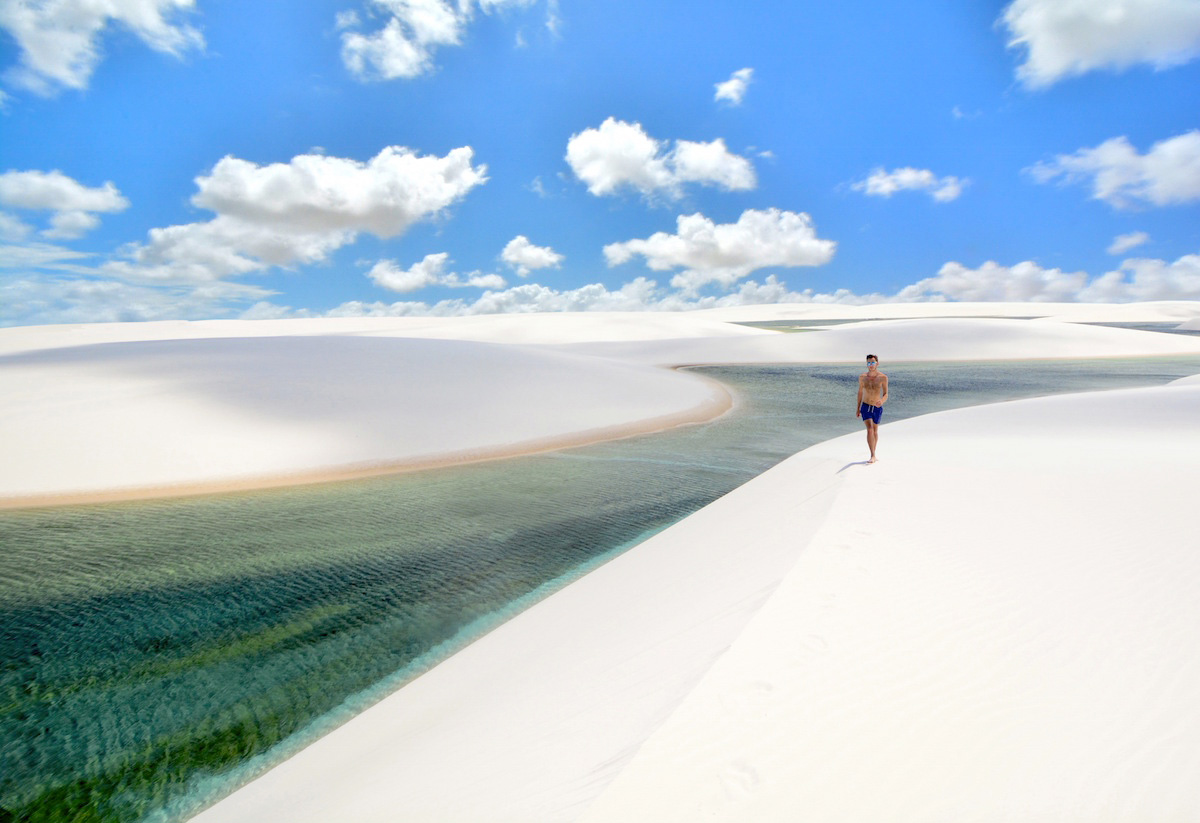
[837,460,874,473]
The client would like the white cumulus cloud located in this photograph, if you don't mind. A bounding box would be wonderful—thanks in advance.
[1001,0,1200,88]
[1108,231,1149,254]
[258,273,865,320]
[366,252,505,292]
[1080,253,1200,301]
[851,167,967,202]
[714,67,753,105]
[501,235,563,277]
[565,117,756,200]
[895,260,1089,302]
[894,253,1200,302]
[604,208,836,294]
[192,146,486,237]
[340,0,537,81]
[0,170,130,238]
[0,0,203,94]
[108,145,487,283]
[1028,130,1200,209]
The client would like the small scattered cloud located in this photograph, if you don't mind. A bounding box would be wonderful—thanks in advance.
[501,235,563,276]
[952,105,982,120]
[366,252,452,292]
[545,0,562,37]
[528,176,548,197]
[565,117,756,200]
[604,207,836,294]
[1108,231,1150,254]
[0,170,130,238]
[339,0,538,81]
[44,210,102,239]
[851,167,967,202]
[1027,130,1200,209]
[1001,0,1200,88]
[714,67,753,105]
[366,252,505,292]
[0,0,203,95]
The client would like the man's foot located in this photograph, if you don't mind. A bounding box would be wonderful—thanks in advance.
[868,456,877,464]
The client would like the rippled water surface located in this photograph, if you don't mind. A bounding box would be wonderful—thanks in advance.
[3,357,1199,822]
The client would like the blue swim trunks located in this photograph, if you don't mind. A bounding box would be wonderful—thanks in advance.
[860,403,883,424]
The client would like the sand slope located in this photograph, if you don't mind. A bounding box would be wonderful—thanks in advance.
[0,335,725,504]
[194,379,1200,823]
[579,383,1200,822]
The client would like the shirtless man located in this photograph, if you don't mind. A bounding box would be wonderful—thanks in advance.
[855,354,888,463]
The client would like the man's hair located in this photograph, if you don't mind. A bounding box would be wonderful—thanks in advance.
[866,354,877,361]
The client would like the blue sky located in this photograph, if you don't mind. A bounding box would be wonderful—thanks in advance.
[1,0,1199,325]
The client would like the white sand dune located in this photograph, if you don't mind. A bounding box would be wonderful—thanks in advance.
[4,304,1200,820]
[0,311,770,357]
[8,308,1199,507]
[563,316,1200,365]
[194,377,1200,823]
[0,334,726,505]
[578,382,1200,822]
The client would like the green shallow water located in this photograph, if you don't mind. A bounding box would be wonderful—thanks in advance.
[2,356,1199,822]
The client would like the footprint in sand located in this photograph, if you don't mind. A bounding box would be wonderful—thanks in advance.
[719,760,760,800]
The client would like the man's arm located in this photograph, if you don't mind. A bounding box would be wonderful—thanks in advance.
[856,375,864,416]
[880,375,888,405]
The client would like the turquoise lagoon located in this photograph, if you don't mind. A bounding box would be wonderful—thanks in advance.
[3,356,1199,822]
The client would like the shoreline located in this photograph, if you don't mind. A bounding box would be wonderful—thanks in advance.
[0,369,733,511]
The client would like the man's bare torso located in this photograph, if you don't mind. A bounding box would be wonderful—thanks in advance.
[859,371,887,405]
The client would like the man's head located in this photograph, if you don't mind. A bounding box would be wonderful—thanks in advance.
[866,354,878,369]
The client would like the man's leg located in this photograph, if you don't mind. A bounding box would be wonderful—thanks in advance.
[866,420,878,463]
